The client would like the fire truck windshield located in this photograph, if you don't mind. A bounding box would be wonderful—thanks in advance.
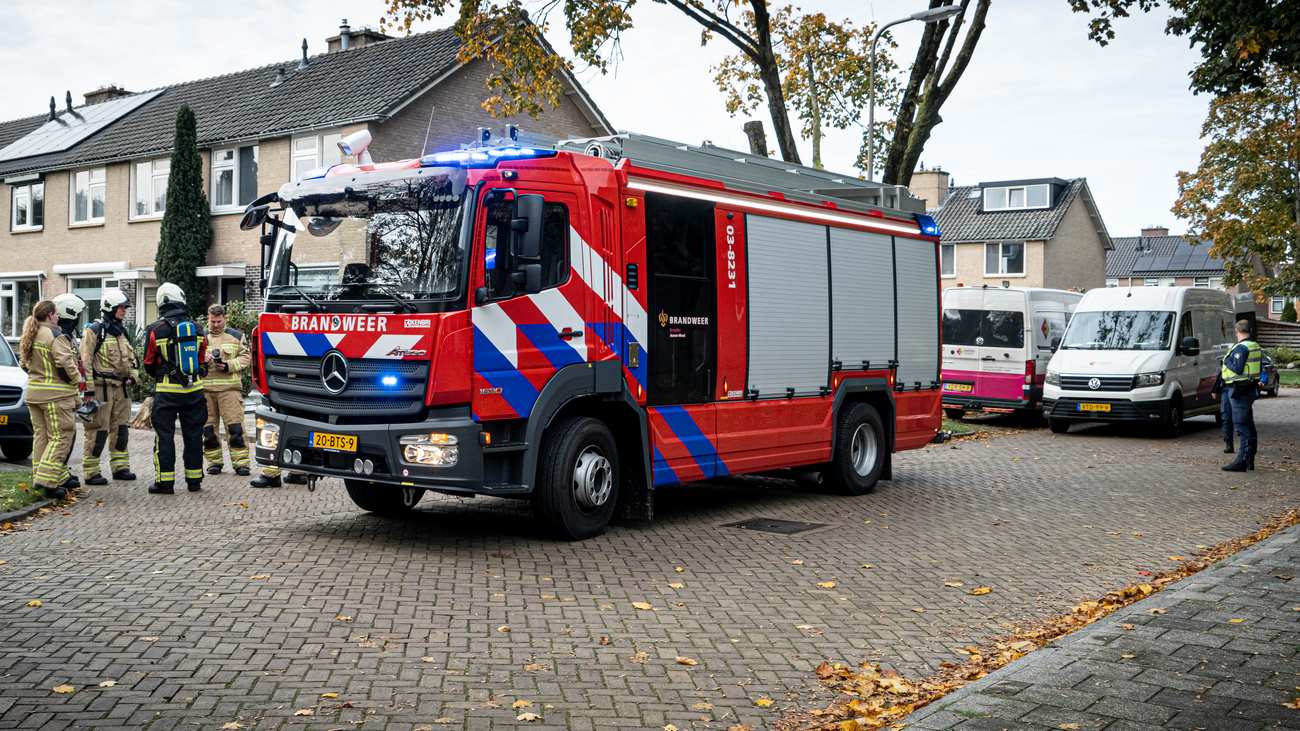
[266,173,471,308]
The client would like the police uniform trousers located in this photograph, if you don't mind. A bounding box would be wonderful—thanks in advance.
[84,378,133,477]
[1225,384,1257,462]
[30,396,77,488]
[203,390,249,469]
[153,391,208,486]
[1220,392,1235,448]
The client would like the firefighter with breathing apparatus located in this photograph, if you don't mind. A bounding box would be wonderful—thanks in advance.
[202,304,251,476]
[142,283,208,494]
[80,288,138,485]
[19,296,89,498]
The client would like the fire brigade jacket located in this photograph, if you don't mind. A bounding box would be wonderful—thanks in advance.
[26,324,85,404]
[203,326,249,392]
[81,319,138,393]
[143,303,208,395]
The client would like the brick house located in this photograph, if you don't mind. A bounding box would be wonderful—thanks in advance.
[910,169,1112,291]
[0,23,612,337]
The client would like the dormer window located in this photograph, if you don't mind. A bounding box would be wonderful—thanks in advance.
[983,183,1050,211]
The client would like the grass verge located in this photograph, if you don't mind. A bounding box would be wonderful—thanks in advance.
[1278,369,1300,387]
[0,469,41,514]
[941,418,979,437]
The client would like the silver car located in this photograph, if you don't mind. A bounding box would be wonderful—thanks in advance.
[0,337,33,462]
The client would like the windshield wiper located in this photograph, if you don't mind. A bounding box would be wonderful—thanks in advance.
[361,283,417,313]
[271,285,325,312]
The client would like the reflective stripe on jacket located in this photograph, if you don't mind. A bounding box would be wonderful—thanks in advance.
[26,325,84,403]
[1221,340,1261,384]
[203,327,249,392]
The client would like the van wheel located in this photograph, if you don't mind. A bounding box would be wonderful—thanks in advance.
[1048,419,1070,434]
[532,416,618,540]
[943,408,965,421]
[827,403,885,496]
[0,438,32,461]
[1165,398,1184,438]
[345,479,423,514]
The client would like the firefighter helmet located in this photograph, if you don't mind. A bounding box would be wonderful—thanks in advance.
[52,293,87,321]
[101,287,130,314]
[156,282,186,307]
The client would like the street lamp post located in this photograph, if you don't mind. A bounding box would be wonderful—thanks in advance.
[866,4,964,180]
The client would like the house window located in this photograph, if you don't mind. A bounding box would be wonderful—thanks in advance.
[132,158,170,218]
[291,132,343,181]
[142,285,159,325]
[70,168,107,224]
[1193,276,1209,287]
[1272,296,1288,314]
[220,278,246,304]
[0,279,42,339]
[69,276,118,328]
[10,182,44,232]
[211,145,259,211]
[940,244,955,277]
[1105,278,1119,287]
[984,242,1024,276]
[1160,277,1176,287]
[983,183,1050,212]
[1209,277,1224,290]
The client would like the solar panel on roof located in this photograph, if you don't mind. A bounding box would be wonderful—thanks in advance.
[0,90,162,164]
[1169,247,1195,270]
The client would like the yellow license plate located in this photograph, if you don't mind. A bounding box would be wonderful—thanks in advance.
[944,383,973,393]
[311,431,358,452]
[0,415,8,425]
[1077,402,1111,413]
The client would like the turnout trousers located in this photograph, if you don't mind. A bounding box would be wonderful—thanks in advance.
[30,395,77,488]
[152,391,208,487]
[203,390,249,470]
[84,379,133,477]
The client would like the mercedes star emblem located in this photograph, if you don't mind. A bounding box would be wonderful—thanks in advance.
[1088,377,1101,390]
[321,350,350,395]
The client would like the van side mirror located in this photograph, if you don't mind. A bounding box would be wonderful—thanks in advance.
[511,194,544,261]
[1050,336,1061,353]
[1179,336,1200,356]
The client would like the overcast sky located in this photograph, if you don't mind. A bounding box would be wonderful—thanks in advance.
[0,0,1208,236]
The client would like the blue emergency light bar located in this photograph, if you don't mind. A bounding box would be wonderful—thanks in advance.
[420,145,557,168]
[914,213,941,238]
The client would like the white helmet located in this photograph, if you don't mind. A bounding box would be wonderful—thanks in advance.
[52,293,86,321]
[156,282,186,307]
[101,287,130,314]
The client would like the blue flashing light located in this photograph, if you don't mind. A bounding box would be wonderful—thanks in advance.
[380,375,399,388]
[914,213,941,238]
[419,145,556,168]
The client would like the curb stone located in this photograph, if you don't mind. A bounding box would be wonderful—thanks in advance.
[0,498,54,525]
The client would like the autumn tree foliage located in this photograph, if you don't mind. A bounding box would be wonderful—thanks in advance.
[1173,67,1300,297]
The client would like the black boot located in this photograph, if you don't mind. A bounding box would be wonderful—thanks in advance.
[58,476,79,492]
[149,482,175,495]
[187,480,202,492]
[207,465,223,475]
[85,474,109,486]
[42,484,67,500]
[285,473,308,485]
[234,466,251,477]
[1223,442,1234,454]
[1221,460,1248,472]
[249,474,282,488]
[112,469,136,481]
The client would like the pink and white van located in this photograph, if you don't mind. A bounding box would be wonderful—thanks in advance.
[941,286,1081,417]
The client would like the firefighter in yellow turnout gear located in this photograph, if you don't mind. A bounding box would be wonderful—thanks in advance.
[20,297,88,499]
[81,288,138,484]
[202,304,251,475]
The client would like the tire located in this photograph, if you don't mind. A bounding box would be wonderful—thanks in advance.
[344,479,424,515]
[0,438,32,461]
[1048,419,1070,434]
[1165,398,1184,438]
[943,408,965,421]
[532,416,619,540]
[825,402,885,496]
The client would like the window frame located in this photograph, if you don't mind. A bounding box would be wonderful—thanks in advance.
[291,131,343,181]
[1271,296,1287,313]
[10,182,44,232]
[982,183,1051,212]
[983,241,1025,276]
[1105,278,1119,287]
[940,243,955,278]
[210,145,260,213]
[1193,276,1210,287]
[130,157,171,220]
[67,275,118,329]
[481,197,571,301]
[0,278,43,340]
[69,168,107,226]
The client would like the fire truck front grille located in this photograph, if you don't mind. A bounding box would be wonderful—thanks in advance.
[264,356,428,417]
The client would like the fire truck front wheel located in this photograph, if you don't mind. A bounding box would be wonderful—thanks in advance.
[827,402,885,496]
[532,416,619,540]
[344,479,425,515]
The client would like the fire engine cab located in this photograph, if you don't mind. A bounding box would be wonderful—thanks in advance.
[243,129,942,539]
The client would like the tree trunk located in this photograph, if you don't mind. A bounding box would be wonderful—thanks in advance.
[743,120,769,156]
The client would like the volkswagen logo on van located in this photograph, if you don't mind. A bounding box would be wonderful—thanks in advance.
[320,351,350,395]
[1087,377,1101,390]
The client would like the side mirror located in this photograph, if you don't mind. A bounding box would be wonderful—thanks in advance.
[1180,336,1200,356]
[511,263,542,294]
[511,194,544,260]
[240,205,269,231]
[1050,336,1061,353]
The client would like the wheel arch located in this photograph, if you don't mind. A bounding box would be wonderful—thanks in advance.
[830,377,895,480]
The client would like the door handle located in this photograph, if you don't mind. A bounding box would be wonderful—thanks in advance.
[558,327,584,341]
[980,356,996,362]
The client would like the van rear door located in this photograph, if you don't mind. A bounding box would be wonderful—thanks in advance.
[976,288,1030,406]
[941,289,982,398]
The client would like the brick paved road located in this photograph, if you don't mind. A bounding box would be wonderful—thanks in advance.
[905,523,1300,730]
[1,396,1297,730]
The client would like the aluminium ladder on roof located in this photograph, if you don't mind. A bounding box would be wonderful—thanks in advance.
[554,132,924,218]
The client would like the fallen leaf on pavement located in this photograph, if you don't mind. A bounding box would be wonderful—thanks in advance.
[692,702,713,711]
[1120,653,1136,659]
[1229,618,1246,624]
[669,582,685,589]
[1284,698,1300,710]
[516,712,541,721]
[25,599,42,608]
[861,564,875,569]
[754,697,774,707]
[1008,641,1035,653]
[1168,556,1185,561]
[943,581,964,588]
[674,566,685,573]
[52,684,75,694]
[1059,724,1082,730]
[335,615,354,622]
[911,608,926,613]
[664,725,680,731]
[421,656,436,663]
[141,636,159,642]
[1149,607,1167,615]
[1276,574,1294,581]
[98,680,116,688]
[512,700,532,709]
[221,723,244,730]
[247,574,270,580]
[816,581,837,589]
[675,656,699,666]
[969,587,992,596]
[631,651,649,663]
[293,709,314,716]
[727,725,752,731]
[497,625,511,633]
[1119,623,1135,630]
[320,692,339,699]
[523,662,548,672]
[432,718,454,725]
[632,601,654,610]
[599,635,610,646]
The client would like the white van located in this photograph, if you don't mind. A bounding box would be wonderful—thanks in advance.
[941,287,1081,417]
[1043,286,1235,435]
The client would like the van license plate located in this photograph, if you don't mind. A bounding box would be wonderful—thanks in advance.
[1077,402,1111,413]
[944,383,973,393]
[0,415,8,425]
[311,431,358,452]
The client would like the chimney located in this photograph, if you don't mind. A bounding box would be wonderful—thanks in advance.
[83,85,133,106]
[327,22,391,52]
[908,167,951,210]
[1140,225,1170,238]
[742,121,769,157]
[298,38,310,70]
[48,96,57,122]
[339,19,351,50]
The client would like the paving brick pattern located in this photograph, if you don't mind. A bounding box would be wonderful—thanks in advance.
[904,522,1300,730]
[1,397,1298,730]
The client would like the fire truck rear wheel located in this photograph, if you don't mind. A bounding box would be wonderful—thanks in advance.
[344,479,424,515]
[533,416,619,540]
[827,402,885,496]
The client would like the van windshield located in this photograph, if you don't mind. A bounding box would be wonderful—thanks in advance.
[1060,311,1174,351]
[943,309,1024,348]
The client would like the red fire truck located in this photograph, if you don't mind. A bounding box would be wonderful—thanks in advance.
[243,130,942,539]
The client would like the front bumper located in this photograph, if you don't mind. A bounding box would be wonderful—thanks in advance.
[1042,397,1170,423]
[253,406,521,496]
[0,403,33,439]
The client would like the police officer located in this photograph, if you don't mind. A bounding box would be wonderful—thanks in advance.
[19,296,88,498]
[142,283,208,494]
[81,288,138,485]
[202,304,251,476]
[1220,319,1261,472]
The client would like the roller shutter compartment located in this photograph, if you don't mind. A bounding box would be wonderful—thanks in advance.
[745,214,829,397]
[829,228,895,370]
[893,238,940,388]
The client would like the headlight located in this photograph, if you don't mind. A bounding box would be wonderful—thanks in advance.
[1133,372,1165,388]
[400,433,458,467]
[1045,371,1060,386]
[256,419,280,449]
